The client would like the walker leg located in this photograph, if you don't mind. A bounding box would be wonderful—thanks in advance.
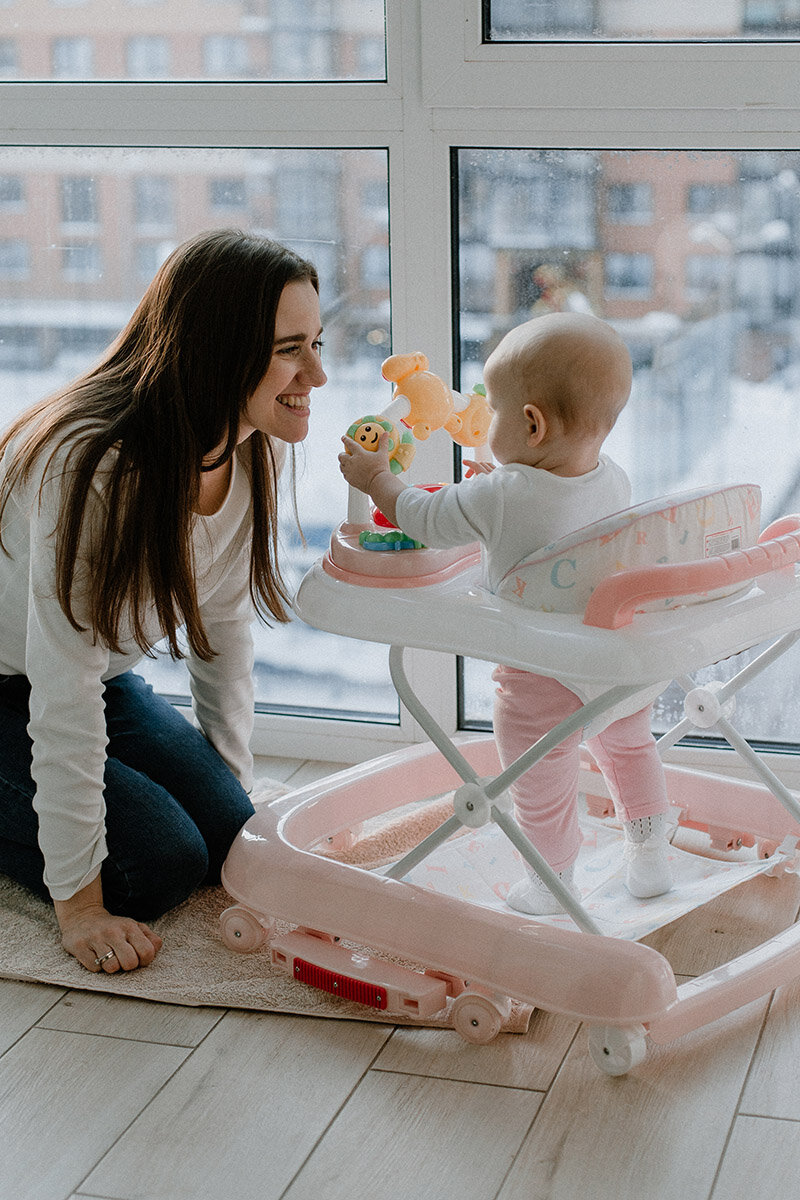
[389,645,480,785]
[657,632,800,758]
[492,807,603,936]
[385,646,639,927]
[382,813,464,880]
[658,632,800,832]
[714,715,800,826]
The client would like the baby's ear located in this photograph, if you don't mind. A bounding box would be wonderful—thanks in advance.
[523,403,546,445]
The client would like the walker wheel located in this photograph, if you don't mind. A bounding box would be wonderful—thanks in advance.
[588,1023,647,1076]
[451,989,511,1044]
[219,906,272,953]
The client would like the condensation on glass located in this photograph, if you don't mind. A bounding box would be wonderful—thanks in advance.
[0,0,387,82]
[0,145,396,720]
[486,0,800,41]
[456,147,800,742]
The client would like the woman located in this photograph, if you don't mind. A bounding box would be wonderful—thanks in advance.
[0,229,327,974]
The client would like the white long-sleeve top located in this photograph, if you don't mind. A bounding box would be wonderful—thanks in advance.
[394,455,630,593]
[0,433,266,901]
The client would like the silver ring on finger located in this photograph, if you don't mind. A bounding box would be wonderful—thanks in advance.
[94,950,117,966]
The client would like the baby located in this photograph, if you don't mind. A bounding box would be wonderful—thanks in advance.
[339,312,672,915]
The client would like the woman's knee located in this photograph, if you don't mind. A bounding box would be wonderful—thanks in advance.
[103,825,210,920]
[102,760,215,918]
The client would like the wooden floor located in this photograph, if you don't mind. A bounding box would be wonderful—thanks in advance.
[3,752,800,1200]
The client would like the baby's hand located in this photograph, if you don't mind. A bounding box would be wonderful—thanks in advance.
[462,458,495,478]
[339,431,393,494]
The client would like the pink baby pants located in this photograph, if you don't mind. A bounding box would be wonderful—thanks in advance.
[492,665,669,873]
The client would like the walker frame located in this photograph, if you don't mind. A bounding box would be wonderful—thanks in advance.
[220,511,800,1075]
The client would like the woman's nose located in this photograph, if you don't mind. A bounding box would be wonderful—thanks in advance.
[303,351,327,387]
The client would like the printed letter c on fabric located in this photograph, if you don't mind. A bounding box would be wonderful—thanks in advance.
[550,558,576,589]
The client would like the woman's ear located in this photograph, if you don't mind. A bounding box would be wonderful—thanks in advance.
[523,403,546,446]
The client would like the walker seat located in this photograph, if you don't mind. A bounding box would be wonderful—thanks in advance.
[222,478,800,1075]
[497,481,761,614]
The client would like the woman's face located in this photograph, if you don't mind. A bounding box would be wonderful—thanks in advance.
[238,278,327,444]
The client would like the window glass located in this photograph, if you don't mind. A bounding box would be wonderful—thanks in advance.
[125,34,171,78]
[60,176,98,225]
[0,39,18,76]
[51,37,94,79]
[0,175,24,208]
[0,145,396,721]
[456,148,800,745]
[132,176,175,229]
[5,0,386,81]
[0,238,29,278]
[487,0,800,40]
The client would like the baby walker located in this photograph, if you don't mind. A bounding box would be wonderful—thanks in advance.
[221,353,800,1076]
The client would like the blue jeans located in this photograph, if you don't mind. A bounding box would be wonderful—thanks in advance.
[0,670,255,919]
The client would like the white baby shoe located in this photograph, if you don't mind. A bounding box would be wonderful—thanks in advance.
[623,814,673,899]
[506,861,578,916]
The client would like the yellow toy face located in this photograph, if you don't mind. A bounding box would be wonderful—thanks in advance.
[352,421,386,451]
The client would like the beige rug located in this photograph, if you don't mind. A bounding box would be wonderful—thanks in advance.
[0,780,531,1034]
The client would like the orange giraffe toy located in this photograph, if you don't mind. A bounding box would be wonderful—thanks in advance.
[381,352,463,442]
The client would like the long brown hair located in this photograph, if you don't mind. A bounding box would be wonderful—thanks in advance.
[0,229,320,661]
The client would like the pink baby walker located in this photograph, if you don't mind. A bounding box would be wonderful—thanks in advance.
[221,354,800,1076]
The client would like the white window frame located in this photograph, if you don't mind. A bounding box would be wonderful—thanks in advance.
[3,1,800,783]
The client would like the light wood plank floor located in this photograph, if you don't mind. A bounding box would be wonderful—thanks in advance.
[2,753,799,1200]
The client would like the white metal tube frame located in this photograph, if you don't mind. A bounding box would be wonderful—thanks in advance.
[384,644,646,936]
[657,630,800,827]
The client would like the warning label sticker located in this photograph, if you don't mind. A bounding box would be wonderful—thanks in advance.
[704,526,742,557]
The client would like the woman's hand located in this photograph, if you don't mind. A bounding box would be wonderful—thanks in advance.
[54,876,163,973]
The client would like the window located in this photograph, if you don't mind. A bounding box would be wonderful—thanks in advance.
[457,143,800,754]
[0,39,17,77]
[61,177,98,226]
[133,177,175,230]
[274,163,337,239]
[604,252,653,298]
[134,240,174,279]
[685,253,733,304]
[607,183,652,225]
[489,0,594,38]
[0,175,23,210]
[209,178,247,210]
[126,36,171,79]
[744,1,800,32]
[0,239,29,279]
[51,37,93,79]
[0,144,394,744]
[13,1,385,82]
[360,243,389,289]
[202,35,251,77]
[3,2,800,773]
[61,241,103,280]
[487,0,800,39]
